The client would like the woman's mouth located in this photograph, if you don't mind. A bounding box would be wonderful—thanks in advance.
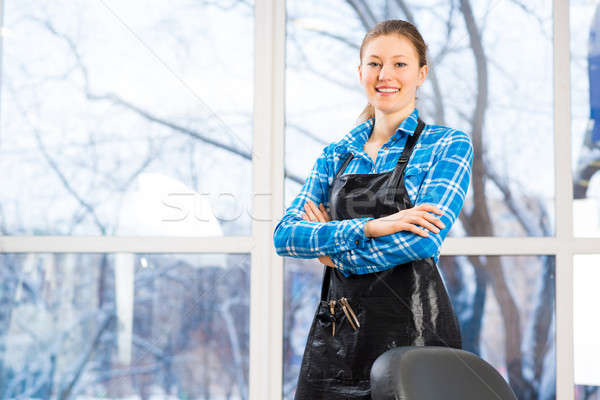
[376,87,400,96]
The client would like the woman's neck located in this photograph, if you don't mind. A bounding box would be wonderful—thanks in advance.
[370,105,415,144]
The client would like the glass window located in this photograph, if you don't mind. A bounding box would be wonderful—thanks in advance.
[574,254,600,399]
[0,1,254,236]
[282,258,322,398]
[0,253,250,398]
[283,255,556,399]
[572,0,600,238]
[285,0,554,237]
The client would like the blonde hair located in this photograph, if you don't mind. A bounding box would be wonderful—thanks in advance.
[356,19,428,124]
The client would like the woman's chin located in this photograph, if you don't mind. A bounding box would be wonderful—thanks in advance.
[373,105,407,115]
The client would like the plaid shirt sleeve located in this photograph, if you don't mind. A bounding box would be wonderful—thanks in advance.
[330,129,473,276]
[273,144,373,260]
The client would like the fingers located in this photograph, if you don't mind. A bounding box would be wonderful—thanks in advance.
[401,222,430,237]
[380,209,445,237]
[401,215,436,234]
[414,204,446,231]
[308,200,325,222]
[303,200,329,223]
[380,208,444,231]
[318,203,331,222]
[318,255,335,267]
[422,211,446,230]
[304,201,319,222]
[415,203,444,215]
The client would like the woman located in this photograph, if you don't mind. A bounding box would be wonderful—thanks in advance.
[273,19,473,399]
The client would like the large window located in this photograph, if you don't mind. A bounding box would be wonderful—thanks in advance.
[0,253,250,398]
[0,0,254,236]
[0,0,255,399]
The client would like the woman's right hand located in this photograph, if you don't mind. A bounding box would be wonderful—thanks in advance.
[364,204,446,238]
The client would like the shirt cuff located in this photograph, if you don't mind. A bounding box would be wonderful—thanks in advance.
[343,217,373,250]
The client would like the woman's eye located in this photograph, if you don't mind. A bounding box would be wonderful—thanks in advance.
[396,62,407,67]
[368,62,380,67]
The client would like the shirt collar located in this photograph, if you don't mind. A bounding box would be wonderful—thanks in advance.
[396,108,420,136]
[335,108,420,156]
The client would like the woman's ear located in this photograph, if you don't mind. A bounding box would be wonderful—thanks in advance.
[357,63,362,82]
[417,64,429,87]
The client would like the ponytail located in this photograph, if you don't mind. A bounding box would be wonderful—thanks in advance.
[356,103,375,125]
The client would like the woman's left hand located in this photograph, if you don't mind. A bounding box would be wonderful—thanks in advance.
[302,200,336,268]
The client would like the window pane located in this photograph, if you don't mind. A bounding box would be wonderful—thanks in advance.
[283,255,556,399]
[572,1,600,238]
[0,253,250,398]
[0,1,254,236]
[285,0,554,237]
[574,254,600,398]
[282,258,322,398]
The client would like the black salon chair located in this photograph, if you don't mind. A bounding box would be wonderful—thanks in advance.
[370,346,517,400]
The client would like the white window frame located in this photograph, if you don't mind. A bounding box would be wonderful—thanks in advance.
[0,0,595,399]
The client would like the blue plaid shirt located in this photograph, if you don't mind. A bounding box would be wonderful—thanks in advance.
[273,108,473,277]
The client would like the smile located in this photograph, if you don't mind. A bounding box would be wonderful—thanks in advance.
[376,87,400,96]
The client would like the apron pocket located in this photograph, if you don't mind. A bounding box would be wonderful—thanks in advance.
[305,298,363,383]
[304,296,414,384]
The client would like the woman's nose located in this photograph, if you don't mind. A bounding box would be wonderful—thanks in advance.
[378,65,392,80]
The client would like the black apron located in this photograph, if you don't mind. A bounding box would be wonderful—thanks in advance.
[294,119,462,400]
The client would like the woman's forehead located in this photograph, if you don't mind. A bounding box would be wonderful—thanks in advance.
[363,35,418,59]
[368,54,409,59]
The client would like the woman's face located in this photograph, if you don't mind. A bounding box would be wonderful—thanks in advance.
[358,34,428,117]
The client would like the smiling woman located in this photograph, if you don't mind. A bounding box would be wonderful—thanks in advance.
[274,19,473,400]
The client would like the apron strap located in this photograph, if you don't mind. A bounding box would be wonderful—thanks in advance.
[320,267,332,301]
[327,153,354,216]
[335,153,354,180]
[396,118,426,166]
[384,119,426,204]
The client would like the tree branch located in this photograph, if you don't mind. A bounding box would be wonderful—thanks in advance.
[393,0,446,123]
[58,313,116,399]
[345,0,377,29]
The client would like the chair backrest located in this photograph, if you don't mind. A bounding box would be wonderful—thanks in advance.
[370,346,518,400]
